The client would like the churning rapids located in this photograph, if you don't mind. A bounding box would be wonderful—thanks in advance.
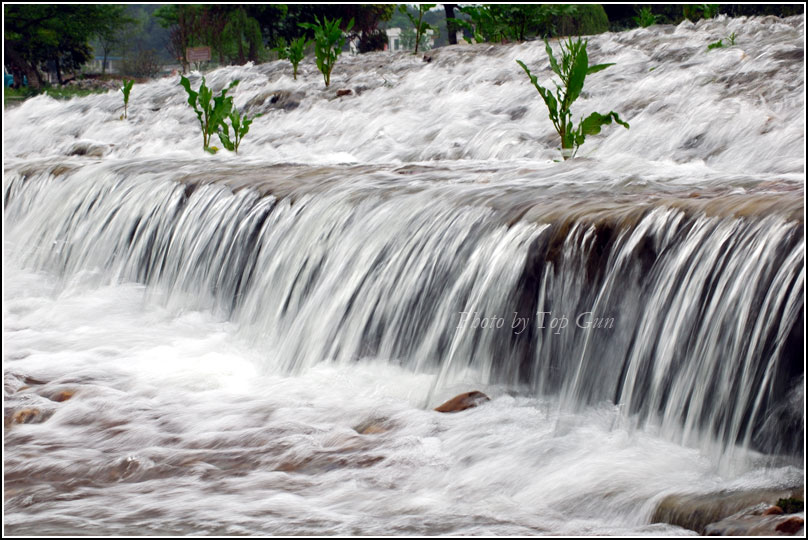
[3,14,805,535]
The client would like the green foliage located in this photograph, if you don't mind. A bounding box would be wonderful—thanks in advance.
[179,75,259,154]
[557,4,609,37]
[4,5,134,87]
[217,109,262,154]
[775,498,804,514]
[517,37,629,160]
[399,4,436,54]
[683,4,720,22]
[708,31,738,50]
[179,75,238,153]
[451,5,579,44]
[275,36,309,79]
[633,7,658,28]
[223,7,266,65]
[120,79,134,119]
[299,16,354,87]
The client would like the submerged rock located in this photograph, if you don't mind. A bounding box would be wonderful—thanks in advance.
[434,391,490,413]
[653,487,803,534]
[703,503,805,536]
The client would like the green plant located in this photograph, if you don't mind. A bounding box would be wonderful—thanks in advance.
[275,36,309,80]
[120,79,134,119]
[217,108,261,154]
[684,4,720,21]
[633,7,658,28]
[179,75,238,153]
[399,4,436,53]
[299,16,354,87]
[449,5,579,44]
[708,31,738,50]
[517,37,629,160]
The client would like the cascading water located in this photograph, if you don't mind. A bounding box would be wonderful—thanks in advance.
[4,14,804,535]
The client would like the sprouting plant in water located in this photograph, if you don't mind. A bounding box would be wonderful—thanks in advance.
[179,75,238,153]
[633,7,658,28]
[399,4,436,53]
[299,16,354,87]
[708,32,737,50]
[275,36,309,80]
[517,37,629,160]
[120,79,134,119]
[217,108,261,154]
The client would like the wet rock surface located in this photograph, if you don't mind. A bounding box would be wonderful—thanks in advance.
[434,391,490,413]
[652,487,804,534]
[703,504,805,536]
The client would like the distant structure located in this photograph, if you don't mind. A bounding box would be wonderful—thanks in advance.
[386,27,436,52]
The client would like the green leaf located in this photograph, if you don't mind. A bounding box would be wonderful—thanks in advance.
[544,40,561,77]
[587,63,614,75]
[565,39,588,105]
[580,111,630,137]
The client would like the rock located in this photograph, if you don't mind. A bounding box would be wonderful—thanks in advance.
[434,391,490,413]
[245,90,303,114]
[652,487,802,534]
[763,505,784,515]
[353,417,390,435]
[336,89,352,97]
[49,389,75,402]
[67,141,109,158]
[703,504,805,536]
[776,517,805,534]
[6,408,53,426]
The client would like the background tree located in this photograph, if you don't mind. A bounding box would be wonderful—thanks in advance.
[94,5,136,75]
[5,5,133,86]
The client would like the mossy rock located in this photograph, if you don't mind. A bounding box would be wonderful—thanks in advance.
[558,5,609,37]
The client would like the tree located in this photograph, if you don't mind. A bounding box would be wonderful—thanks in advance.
[94,5,136,75]
[444,4,458,45]
[4,5,133,86]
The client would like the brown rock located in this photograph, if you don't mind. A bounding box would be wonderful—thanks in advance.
[50,389,75,402]
[775,517,804,534]
[434,391,490,413]
[12,409,42,424]
[763,505,784,515]
[336,89,352,97]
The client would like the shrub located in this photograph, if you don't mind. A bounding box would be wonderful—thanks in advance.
[120,49,162,78]
[517,37,629,160]
[633,7,658,28]
[557,4,609,37]
[451,5,579,43]
[299,16,354,87]
[683,4,720,22]
[179,75,238,153]
[358,29,388,53]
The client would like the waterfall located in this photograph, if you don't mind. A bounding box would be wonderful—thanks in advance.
[3,14,804,535]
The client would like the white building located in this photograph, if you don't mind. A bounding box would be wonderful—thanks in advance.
[386,27,435,52]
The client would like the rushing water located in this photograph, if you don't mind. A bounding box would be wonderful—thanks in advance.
[3,15,805,535]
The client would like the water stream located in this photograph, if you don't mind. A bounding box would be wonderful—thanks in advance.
[4,14,804,535]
